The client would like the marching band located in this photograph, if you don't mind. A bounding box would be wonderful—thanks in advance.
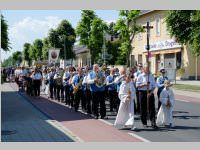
[6,63,174,130]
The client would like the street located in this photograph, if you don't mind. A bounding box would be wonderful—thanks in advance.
[1,82,200,142]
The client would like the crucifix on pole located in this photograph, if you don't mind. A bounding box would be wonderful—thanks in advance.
[143,21,153,114]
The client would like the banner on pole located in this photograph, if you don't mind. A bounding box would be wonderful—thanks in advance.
[48,48,60,64]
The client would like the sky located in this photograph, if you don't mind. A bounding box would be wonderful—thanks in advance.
[1,10,119,61]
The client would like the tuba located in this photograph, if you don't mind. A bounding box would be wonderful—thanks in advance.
[95,70,106,88]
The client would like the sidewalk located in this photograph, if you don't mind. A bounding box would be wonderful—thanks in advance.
[9,83,142,142]
[172,80,200,86]
[1,83,77,142]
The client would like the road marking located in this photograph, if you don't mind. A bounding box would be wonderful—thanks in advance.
[98,119,151,142]
[128,133,151,142]
[46,120,84,142]
[98,119,114,126]
[176,99,189,103]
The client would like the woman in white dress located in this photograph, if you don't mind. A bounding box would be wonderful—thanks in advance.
[156,80,175,128]
[114,68,137,130]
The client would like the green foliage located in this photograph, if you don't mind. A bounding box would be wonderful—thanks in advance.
[76,10,107,64]
[76,10,96,46]
[29,45,37,61]
[106,40,122,65]
[166,10,200,56]
[1,15,10,51]
[23,43,31,61]
[56,20,76,59]
[114,10,142,66]
[12,51,22,66]
[42,38,50,60]
[2,56,13,67]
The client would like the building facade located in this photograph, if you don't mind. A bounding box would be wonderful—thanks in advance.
[131,10,200,80]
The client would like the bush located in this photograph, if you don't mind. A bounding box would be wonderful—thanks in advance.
[176,68,185,76]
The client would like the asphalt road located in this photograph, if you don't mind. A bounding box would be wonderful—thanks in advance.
[103,98,200,142]
[1,83,76,142]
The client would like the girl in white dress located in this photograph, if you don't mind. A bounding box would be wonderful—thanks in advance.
[114,68,137,130]
[156,80,175,128]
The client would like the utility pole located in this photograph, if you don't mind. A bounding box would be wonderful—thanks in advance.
[143,21,153,114]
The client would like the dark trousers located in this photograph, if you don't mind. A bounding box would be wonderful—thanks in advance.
[91,91,106,118]
[33,80,41,96]
[139,91,156,126]
[49,83,56,99]
[135,89,141,113]
[74,90,86,111]
[26,83,32,96]
[56,85,64,101]
[108,90,116,112]
[64,85,70,104]
[84,89,92,114]
[69,89,74,107]
[157,89,163,111]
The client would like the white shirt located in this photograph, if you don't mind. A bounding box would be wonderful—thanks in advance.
[160,88,175,107]
[136,72,156,91]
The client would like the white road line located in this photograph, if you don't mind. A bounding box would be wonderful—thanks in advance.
[128,133,151,142]
[98,119,151,142]
[46,120,84,142]
[98,119,114,126]
[176,99,190,103]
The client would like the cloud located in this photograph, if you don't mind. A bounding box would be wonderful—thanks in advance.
[9,16,61,41]
[1,16,62,61]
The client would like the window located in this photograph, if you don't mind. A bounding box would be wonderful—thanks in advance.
[156,17,161,36]
[131,55,135,67]
[138,55,143,64]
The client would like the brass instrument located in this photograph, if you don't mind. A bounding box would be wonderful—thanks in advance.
[73,77,83,94]
[95,70,106,88]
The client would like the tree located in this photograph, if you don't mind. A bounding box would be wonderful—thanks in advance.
[2,56,13,67]
[29,44,37,61]
[76,10,97,46]
[1,15,10,51]
[166,10,200,80]
[12,51,22,66]
[42,37,51,60]
[22,43,31,66]
[76,10,108,64]
[166,10,200,56]
[89,18,107,64]
[115,10,143,66]
[48,28,60,48]
[56,20,76,60]
[33,39,43,60]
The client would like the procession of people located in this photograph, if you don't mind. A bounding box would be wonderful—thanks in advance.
[2,63,175,131]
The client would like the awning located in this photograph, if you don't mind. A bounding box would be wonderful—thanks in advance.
[143,48,182,55]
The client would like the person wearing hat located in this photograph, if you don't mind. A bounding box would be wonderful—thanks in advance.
[156,68,168,111]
